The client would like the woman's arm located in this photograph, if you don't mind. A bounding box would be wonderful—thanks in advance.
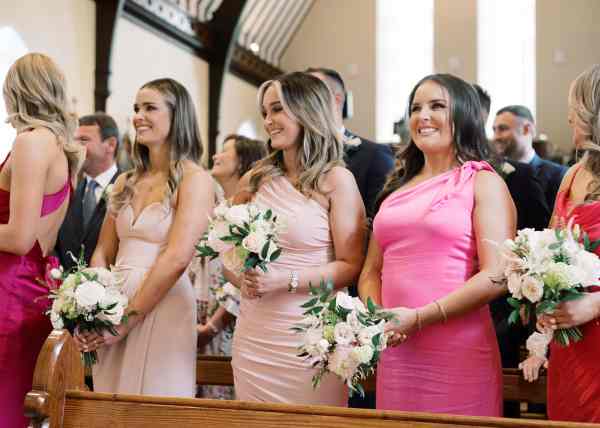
[126,168,214,327]
[549,162,580,228]
[244,167,366,296]
[0,131,53,255]
[387,171,516,335]
[358,236,384,305]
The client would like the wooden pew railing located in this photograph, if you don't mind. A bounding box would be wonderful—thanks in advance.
[28,330,599,428]
[197,355,548,406]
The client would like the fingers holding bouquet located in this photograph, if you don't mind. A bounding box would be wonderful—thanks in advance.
[384,307,419,347]
[242,267,285,299]
[539,294,600,330]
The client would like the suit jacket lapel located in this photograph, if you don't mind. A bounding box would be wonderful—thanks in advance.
[82,169,120,240]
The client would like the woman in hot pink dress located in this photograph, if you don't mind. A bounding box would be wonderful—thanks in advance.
[359,74,515,416]
[0,53,83,428]
[231,72,366,405]
[533,65,600,422]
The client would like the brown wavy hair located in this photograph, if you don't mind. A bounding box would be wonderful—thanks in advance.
[222,134,267,177]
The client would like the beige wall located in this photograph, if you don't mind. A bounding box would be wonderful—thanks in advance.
[434,0,477,83]
[0,0,95,115]
[281,0,376,140]
[537,0,600,154]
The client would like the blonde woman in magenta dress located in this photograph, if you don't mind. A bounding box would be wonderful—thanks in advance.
[75,78,214,397]
[231,72,366,405]
[360,74,515,416]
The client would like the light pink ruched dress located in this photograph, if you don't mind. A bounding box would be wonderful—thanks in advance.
[373,161,502,416]
[232,176,347,405]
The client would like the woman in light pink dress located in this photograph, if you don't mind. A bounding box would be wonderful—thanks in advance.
[359,74,515,416]
[75,78,214,397]
[231,72,366,405]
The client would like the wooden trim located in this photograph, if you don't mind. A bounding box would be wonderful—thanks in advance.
[229,43,283,87]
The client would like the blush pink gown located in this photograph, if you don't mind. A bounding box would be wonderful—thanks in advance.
[373,161,502,416]
[0,152,70,428]
[232,176,347,405]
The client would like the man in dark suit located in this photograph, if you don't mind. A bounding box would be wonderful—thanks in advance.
[493,104,567,211]
[306,67,395,220]
[56,113,120,271]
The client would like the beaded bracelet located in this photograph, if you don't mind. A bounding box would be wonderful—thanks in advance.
[434,300,448,323]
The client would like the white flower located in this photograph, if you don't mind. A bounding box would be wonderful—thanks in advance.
[328,345,360,380]
[98,302,125,325]
[82,267,116,287]
[222,247,247,274]
[213,201,229,218]
[300,314,321,328]
[316,339,330,357]
[74,281,106,308]
[357,322,385,347]
[333,322,355,346]
[225,204,250,227]
[207,220,233,253]
[521,275,544,303]
[345,137,362,148]
[242,231,268,254]
[50,311,64,329]
[102,184,114,201]
[352,297,367,313]
[346,311,362,332]
[61,274,78,290]
[50,268,63,280]
[574,250,600,287]
[526,330,552,359]
[335,292,355,311]
[501,162,516,175]
[351,345,374,365]
[507,272,523,299]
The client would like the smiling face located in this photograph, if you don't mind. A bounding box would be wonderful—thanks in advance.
[133,87,172,147]
[408,80,454,157]
[261,83,302,151]
[212,138,239,180]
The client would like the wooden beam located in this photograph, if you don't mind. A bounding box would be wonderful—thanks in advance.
[94,0,125,112]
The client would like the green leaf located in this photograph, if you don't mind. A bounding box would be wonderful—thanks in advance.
[508,309,520,325]
[367,297,377,314]
[507,297,521,309]
[536,300,557,314]
[301,297,319,308]
[269,248,282,262]
[264,209,272,220]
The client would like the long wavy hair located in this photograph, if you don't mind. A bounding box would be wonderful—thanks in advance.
[221,134,267,177]
[569,64,600,201]
[376,73,489,211]
[248,72,344,197]
[3,53,83,180]
[111,78,203,212]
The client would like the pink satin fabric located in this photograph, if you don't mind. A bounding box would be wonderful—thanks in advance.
[232,176,347,405]
[0,152,70,428]
[373,161,502,416]
[548,166,600,422]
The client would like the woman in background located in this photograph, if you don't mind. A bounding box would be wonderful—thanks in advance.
[0,53,83,428]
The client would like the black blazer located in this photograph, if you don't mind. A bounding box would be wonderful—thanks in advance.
[529,154,567,211]
[55,170,120,271]
[343,130,395,219]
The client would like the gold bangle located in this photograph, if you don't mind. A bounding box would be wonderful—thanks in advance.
[415,308,422,331]
[434,300,448,323]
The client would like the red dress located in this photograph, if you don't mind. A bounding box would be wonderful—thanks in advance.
[0,153,70,428]
[548,166,600,422]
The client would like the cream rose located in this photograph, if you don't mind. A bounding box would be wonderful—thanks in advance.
[75,281,106,308]
[521,275,544,303]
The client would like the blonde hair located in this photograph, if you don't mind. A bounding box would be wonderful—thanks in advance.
[249,72,344,196]
[110,78,203,212]
[3,53,83,180]
[570,64,600,201]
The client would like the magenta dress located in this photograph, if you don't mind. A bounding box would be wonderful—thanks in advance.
[373,161,502,416]
[0,153,70,428]
[232,176,347,405]
[548,165,600,422]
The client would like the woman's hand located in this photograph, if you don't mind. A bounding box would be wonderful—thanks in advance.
[197,324,216,348]
[519,355,548,382]
[73,324,130,352]
[384,307,418,346]
[241,268,286,299]
[538,293,600,330]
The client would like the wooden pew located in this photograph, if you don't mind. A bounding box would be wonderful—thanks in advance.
[29,330,594,428]
[197,355,548,406]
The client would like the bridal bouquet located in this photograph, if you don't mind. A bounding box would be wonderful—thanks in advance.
[294,280,394,397]
[197,201,285,274]
[497,221,600,346]
[46,254,128,367]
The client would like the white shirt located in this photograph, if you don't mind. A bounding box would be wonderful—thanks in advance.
[84,163,118,203]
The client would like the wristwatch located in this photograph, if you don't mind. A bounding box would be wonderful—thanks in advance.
[287,271,299,293]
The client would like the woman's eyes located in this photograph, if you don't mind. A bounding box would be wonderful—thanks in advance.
[410,102,446,113]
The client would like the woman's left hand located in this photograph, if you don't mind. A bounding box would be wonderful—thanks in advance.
[384,306,418,346]
[540,293,600,330]
[88,323,130,350]
[242,268,286,299]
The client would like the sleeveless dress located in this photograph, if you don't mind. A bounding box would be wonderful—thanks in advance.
[232,176,347,405]
[373,161,502,416]
[0,152,70,428]
[548,165,600,422]
[92,199,197,397]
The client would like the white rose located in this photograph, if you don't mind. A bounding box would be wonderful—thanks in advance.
[316,339,330,357]
[346,311,362,332]
[507,272,523,299]
[98,302,125,325]
[242,231,268,254]
[50,311,64,329]
[82,267,115,287]
[50,268,63,280]
[225,204,250,227]
[526,330,552,359]
[521,275,544,303]
[74,281,106,308]
[352,297,367,313]
[357,322,385,347]
[574,250,600,287]
[328,345,359,381]
[335,292,355,311]
[351,345,374,365]
[213,201,229,218]
[222,247,247,274]
[300,314,321,328]
[333,322,355,346]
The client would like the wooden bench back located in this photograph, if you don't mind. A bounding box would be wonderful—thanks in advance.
[28,330,596,428]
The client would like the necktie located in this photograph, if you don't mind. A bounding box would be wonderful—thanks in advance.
[82,179,99,227]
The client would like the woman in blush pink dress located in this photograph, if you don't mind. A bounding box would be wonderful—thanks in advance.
[0,53,83,428]
[231,72,366,405]
[359,74,515,416]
